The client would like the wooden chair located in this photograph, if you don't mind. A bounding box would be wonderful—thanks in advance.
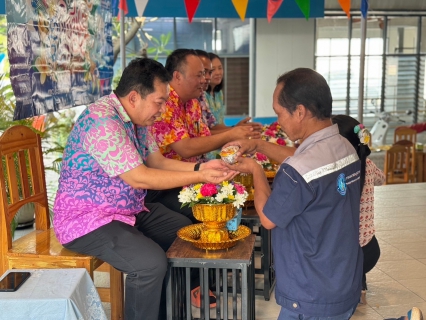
[394,139,416,182]
[394,127,417,145]
[384,144,411,184]
[0,125,124,319]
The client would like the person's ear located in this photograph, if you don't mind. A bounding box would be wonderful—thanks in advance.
[295,104,307,121]
[128,91,138,105]
[173,70,181,82]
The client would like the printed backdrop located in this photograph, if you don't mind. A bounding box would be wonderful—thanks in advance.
[6,0,114,120]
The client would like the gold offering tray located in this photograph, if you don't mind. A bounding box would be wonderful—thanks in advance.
[177,224,251,250]
[265,170,276,179]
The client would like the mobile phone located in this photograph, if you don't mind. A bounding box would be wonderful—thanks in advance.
[0,271,31,292]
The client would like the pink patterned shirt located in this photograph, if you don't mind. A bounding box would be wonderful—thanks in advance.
[53,93,159,244]
[150,86,211,163]
[359,158,385,246]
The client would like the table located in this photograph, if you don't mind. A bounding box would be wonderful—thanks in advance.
[241,207,276,301]
[166,235,256,320]
[0,269,107,320]
[369,149,426,182]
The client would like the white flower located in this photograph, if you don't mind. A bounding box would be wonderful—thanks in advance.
[233,191,248,208]
[215,192,227,203]
[178,188,196,204]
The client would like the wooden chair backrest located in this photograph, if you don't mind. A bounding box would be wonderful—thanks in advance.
[0,126,50,253]
[394,139,416,177]
[384,144,410,184]
[394,127,417,145]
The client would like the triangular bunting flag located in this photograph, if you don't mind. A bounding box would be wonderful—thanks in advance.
[295,0,310,20]
[184,0,201,23]
[135,0,149,16]
[267,0,284,23]
[361,0,368,18]
[338,0,351,18]
[118,0,128,17]
[232,0,249,21]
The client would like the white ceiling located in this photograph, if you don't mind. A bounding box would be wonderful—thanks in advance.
[325,0,426,11]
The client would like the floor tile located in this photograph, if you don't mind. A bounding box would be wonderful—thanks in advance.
[352,304,384,320]
[364,280,425,307]
[391,241,426,259]
[371,301,426,319]
[376,259,426,280]
[399,278,426,301]
[377,243,415,262]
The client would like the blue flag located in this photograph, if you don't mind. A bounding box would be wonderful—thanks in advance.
[361,0,368,18]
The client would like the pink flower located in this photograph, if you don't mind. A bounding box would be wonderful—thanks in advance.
[255,152,268,161]
[234,183,245,194]
[269,122,278,131]
[200,184,218,197]
[276,138,286,146]
[264,129,275,137]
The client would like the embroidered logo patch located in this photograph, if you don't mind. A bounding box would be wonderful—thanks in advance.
[337,173,347,195]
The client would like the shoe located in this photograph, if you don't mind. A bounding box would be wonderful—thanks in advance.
[408,307,424,320]
[190,286,217,308]
[359,290,367,305]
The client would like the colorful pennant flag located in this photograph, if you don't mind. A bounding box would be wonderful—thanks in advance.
[184,0,200,23]
[361,0,368,18]
[338,0,351,18]
[295,0,310,20]
[232,0,249,21]
[118,0,128,16]
[135,0,149,16]
[267,0,284,23]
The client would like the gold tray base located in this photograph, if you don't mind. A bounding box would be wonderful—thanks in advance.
[265,170,276,178]
[177,224,251,250]
[243,189,255,208]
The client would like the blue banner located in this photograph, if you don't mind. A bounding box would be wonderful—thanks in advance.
[2,0,324,18]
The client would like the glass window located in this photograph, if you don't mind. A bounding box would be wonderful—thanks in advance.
[386,17,419,54]
[215,19,249,55]
[175,18,213,51]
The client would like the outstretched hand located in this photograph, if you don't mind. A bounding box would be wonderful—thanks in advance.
[236,117,263,133]
[222,139,258,157]
[201,169,238,184]
[230,125,261,140]
[223,156,261,175]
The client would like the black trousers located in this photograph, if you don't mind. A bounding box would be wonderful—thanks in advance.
[362,235,381,290]
[63,203,191,320]
[146,187,198,223]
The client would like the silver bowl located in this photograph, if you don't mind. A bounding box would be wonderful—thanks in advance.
[220,146,239,164]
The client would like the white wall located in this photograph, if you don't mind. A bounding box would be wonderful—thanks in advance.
[254,19,315,117]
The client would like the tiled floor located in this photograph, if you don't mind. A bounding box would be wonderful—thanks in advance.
[14,183,426,319]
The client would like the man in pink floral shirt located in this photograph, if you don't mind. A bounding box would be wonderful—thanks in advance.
[53,58,235,320]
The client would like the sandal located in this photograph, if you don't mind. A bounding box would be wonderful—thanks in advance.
[408,307,424,320]
[190,286,217,308]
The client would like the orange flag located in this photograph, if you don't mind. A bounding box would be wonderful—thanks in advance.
[338,0,351,18]
[184,0,200,23]
[232,0,249,21]
[267,0,283,23]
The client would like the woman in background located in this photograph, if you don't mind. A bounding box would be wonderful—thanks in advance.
[205,52,225,125]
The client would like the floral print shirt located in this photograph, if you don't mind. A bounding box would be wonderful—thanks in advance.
[359,158,385,246]
[205,90,225,125]
[150,86,211,162]
[199,92,217,129]
[53,93,158,244]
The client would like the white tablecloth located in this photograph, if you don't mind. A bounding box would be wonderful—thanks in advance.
[0,268,107,320]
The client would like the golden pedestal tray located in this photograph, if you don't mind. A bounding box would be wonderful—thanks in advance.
[177,224,251,250]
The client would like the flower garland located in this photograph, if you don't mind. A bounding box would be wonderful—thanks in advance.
[178,181,248,209]
[251,121,291,170]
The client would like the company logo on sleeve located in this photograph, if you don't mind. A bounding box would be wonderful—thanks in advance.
[336,173,347,196]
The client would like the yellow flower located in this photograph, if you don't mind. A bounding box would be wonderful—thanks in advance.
[228,195,235,200]
[193,184,202,190]
[222,181,229,186]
